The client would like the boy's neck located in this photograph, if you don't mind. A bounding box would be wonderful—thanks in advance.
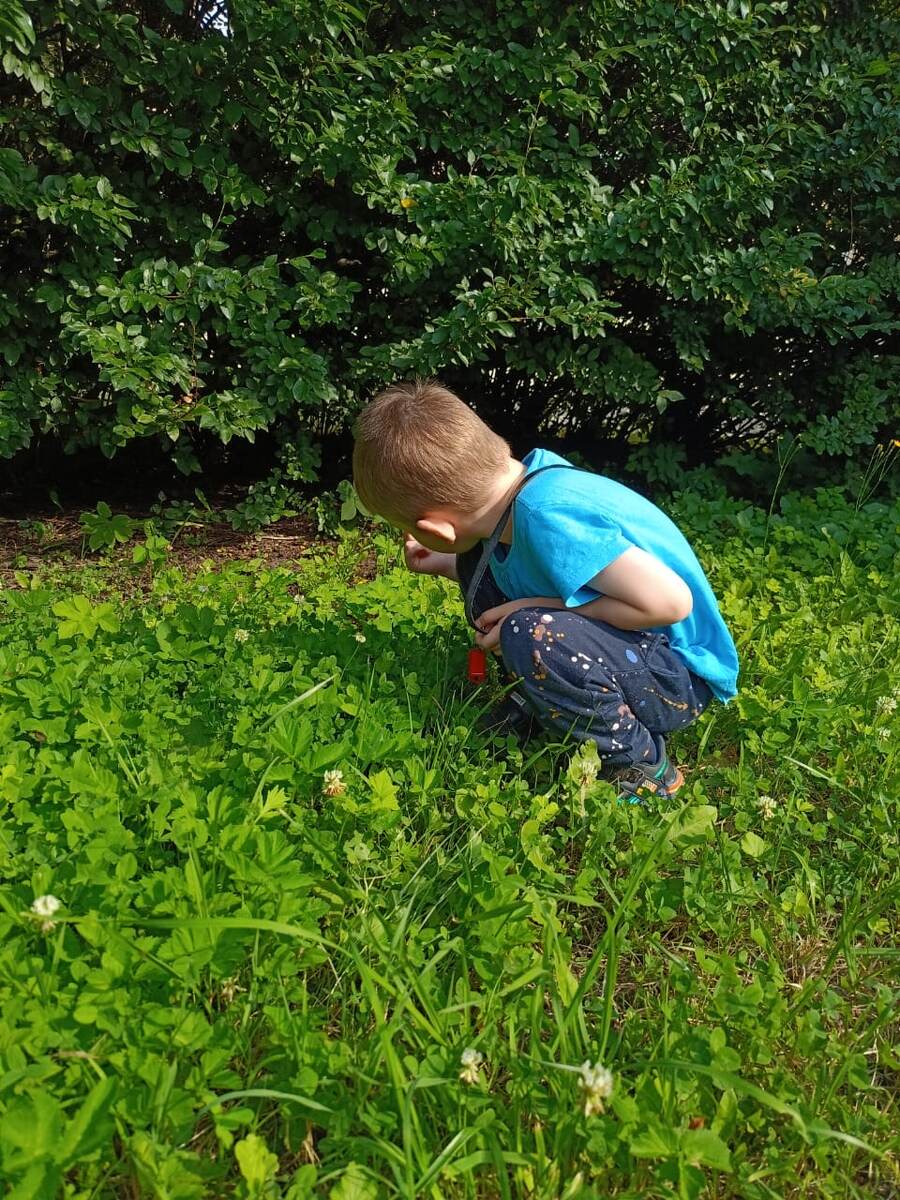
[466,458,527,543]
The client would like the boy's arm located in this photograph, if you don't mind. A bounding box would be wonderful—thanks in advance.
[574,547,693,627]
[475,547,692,649]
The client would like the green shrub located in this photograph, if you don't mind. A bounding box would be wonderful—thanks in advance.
[1,0,897,471]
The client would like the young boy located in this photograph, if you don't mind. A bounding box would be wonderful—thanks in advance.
[353,379,739,801]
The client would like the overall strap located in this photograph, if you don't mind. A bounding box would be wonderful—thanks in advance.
[463,463,583,630]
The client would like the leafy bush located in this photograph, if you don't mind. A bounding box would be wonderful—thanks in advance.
[1,1,897,474]
[1,486,897,1196]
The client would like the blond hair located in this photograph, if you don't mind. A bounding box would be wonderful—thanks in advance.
[353,380,511,524]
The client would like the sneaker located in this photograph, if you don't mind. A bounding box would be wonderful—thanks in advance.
[477,691,538,743]
[615,737,684,804]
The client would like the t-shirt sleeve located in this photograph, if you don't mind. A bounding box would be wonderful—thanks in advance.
[517,496,632,607]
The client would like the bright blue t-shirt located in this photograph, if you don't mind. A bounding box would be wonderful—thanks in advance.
[489,449,739,701]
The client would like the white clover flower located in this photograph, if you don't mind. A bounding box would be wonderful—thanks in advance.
[577,758,599,789]
[354,632,366,643]
[32,894,61,918]
[879,727,891,741]
[234,628,250,643]
[578,1061,613,1117]
[459,1047,483,1085]
[322,769,346,797]
[31,894,62,932]
[876,696,897,715]
[758,794,777,820]
[220,977,245,1005]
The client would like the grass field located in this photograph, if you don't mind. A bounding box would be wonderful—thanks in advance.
[0,481,897,1199]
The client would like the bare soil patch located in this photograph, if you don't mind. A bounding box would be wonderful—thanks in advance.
[0,507,377,590]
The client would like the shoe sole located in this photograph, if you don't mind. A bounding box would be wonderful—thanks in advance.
[666,765,685,797]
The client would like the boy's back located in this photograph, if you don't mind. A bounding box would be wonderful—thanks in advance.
[491,449,739,700]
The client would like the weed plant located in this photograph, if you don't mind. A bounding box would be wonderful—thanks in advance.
[0,486,897,1198]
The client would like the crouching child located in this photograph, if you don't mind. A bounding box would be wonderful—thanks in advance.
[352,380,739,802]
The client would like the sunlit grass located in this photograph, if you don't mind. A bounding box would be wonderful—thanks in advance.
[0,485,897,1198]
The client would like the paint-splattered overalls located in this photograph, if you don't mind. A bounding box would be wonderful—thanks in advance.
[457,547,714,766]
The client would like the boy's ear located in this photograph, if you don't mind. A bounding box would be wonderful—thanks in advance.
[415,516,458,546]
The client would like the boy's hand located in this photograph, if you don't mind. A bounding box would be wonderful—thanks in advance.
[475,597,561,651]
[403,535,457,580]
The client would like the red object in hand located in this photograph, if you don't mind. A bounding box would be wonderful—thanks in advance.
[467,646,488,683]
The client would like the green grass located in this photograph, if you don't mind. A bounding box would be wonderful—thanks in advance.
[0,485,897,1199]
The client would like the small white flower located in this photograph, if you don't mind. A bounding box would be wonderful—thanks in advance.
[31,894,62,932]
[234,628,250,643]
[578,1061,613,1117]
[758,794,777,820]
[459,1047,483,1085]
[876,696,897,715]
[842,246,858,266]
[32,894,61,918]
[577,762,598,789]
[354,632,366,643]
[219,977,245,1005]
[879,727,891,741]
[322,769,346,797]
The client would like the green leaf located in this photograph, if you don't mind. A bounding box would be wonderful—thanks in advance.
[234,1134,279,1197]
[94,603,121,634]
[1,1091,63,1169]
[681,1128,732,1171]
[368,768,398,811]
[285,1165,318,1199]
[6,1161,62,1200]
[0,2,35,53]
[57,1079,117,1165]
[52,595,98,639]
[630,1123,680,1159]
[329,1163,377,1200]
[740,831,767,859]
[666,805,717,846]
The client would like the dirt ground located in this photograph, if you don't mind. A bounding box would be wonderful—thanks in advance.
[0,507,376,591]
